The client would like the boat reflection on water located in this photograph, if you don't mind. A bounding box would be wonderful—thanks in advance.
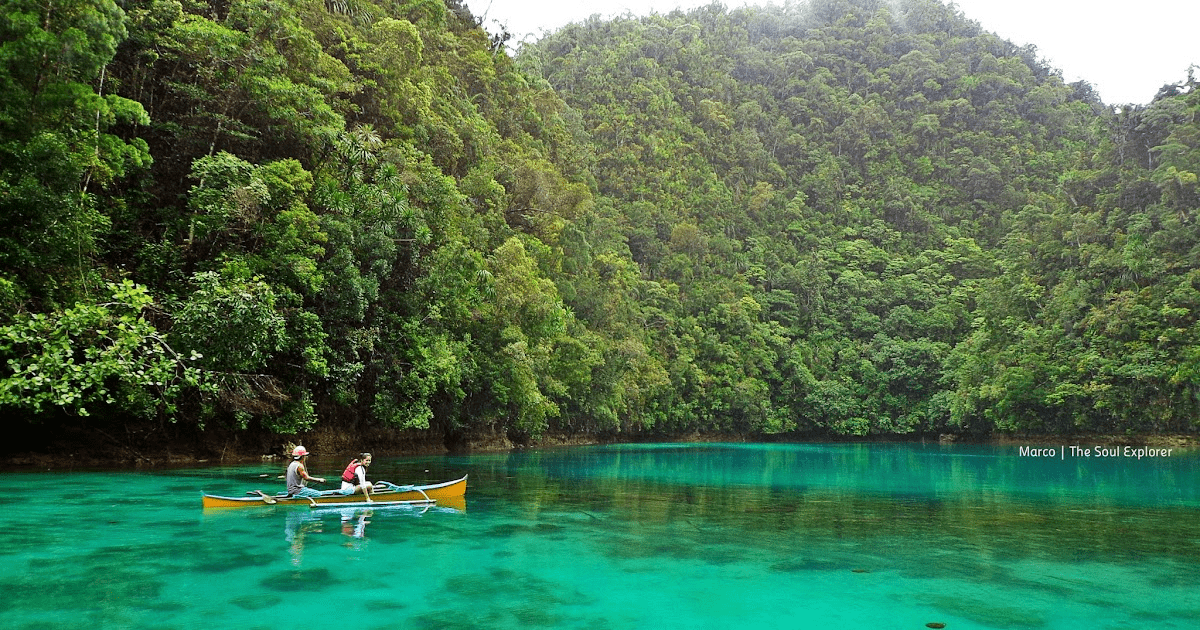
[432,494,466,512]
[284,509,322,565]
[283,499,465,562]
[340,508,371,539]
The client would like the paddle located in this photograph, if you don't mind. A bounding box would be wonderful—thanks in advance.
[253,490,278,504]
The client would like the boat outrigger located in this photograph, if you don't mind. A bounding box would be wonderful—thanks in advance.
[202,475,467,509]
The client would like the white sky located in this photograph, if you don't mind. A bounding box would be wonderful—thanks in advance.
[470,0,1198,106]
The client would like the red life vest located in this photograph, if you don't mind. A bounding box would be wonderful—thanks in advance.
[342,460,363,484]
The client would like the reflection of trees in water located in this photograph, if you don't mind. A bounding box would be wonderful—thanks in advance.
[489,445,1200,568]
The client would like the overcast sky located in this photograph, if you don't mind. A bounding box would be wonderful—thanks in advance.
[471,0,1198,106]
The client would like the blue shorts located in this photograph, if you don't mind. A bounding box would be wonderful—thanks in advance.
[291,487,323,498]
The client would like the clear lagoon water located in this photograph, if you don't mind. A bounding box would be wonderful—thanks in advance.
[1,442,1198,629]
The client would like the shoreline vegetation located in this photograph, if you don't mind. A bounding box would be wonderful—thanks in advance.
[3,429,1195,470]
[3,0,1199,460]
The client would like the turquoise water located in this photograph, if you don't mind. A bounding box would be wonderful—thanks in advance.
[1,442,1198,629]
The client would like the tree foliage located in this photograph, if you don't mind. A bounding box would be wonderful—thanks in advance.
[1,0,1197,447]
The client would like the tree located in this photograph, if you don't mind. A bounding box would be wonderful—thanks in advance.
[0,0,150,306]
[0,280,208,419]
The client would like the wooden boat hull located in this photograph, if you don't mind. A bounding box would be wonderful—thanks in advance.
[202,475,467,509]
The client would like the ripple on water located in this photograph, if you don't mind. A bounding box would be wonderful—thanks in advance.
[599,532,743,566]
[424,566,596,629]
[230,594,284,610]
[362,598,408,611]
[258,567,336,592]
[407,606,590,630]
[484,523,530,538]
[188,548,277,573]
[769,556,844,573]
[1170,608,1200,622]
[918,594,1047,629]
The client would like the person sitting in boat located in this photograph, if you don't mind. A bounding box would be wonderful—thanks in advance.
[340,452,374,502]
[286,446,326,497]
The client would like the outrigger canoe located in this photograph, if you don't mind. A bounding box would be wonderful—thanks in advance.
[202,475,467,509]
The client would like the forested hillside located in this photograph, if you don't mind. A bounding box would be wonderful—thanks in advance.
[1,0,1197,458]
[521,0,1200,437]
[1,0,604,451]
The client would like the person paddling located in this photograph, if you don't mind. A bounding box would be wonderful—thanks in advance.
[340,452,374,502]
[286,446,326,497]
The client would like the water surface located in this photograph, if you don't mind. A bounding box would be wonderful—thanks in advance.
[1,442,1197,629]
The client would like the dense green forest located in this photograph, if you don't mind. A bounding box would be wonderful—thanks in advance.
[1,0,1197,456]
